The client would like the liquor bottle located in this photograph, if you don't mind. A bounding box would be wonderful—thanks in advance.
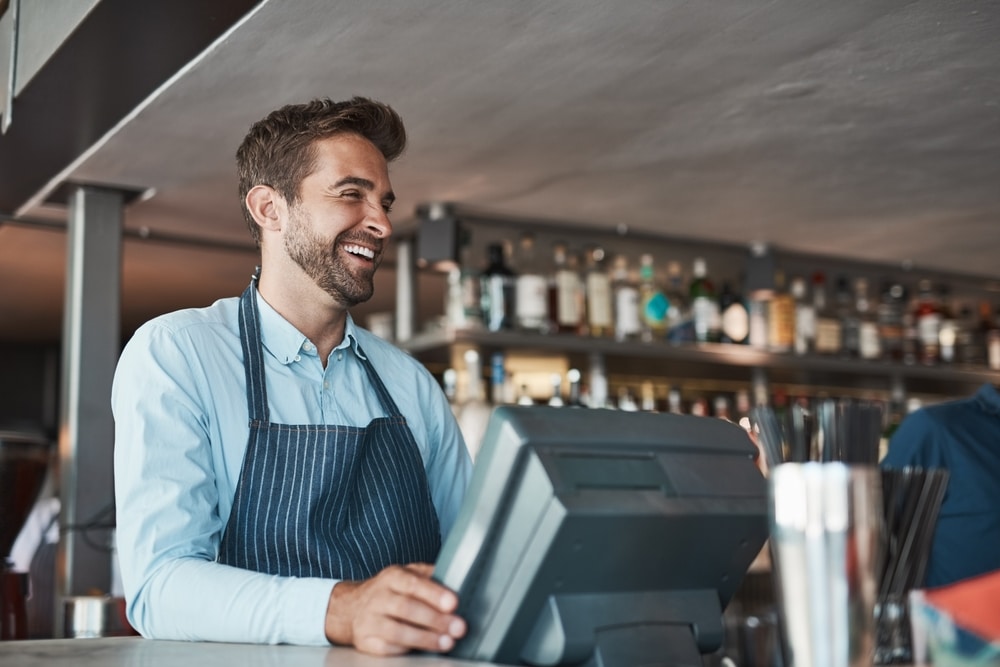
[547,373,565,407]
[913,279,941,365]
[791,276,815,355]
[490,351,508,405]
[664,261,693,343]
[689,396,708,417]
[584,247,613,338]
[812,271,842,356]
[719,281,749,345]
[566,368,585,407]
[877,280,906,362]
[855,277,882,360]
[638,253,669,341]
[617,386,639,412]
[480,242,515,332]
[516,383,535,406]
[513,232,549,332]
[444,227,483,330]
[442,368,458,415]
[611,255,641,342]
[549,242,584,335]
[713,394,732,422]
[455,349,492,460]
[689,257,720,343]
[667,387,684,414]
[956,304,982,366]
[767,270,795,353]
[747,288,770,350]
[640,380,657,412]
[936,283,958,364]
[835,275,859,358]
[964,300,994,366]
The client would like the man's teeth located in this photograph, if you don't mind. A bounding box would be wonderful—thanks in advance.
[343,244,375,259]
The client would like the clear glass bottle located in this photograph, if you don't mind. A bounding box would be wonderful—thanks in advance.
[584,247,613,338]
[877,280,906,363]
[664,261,693,343]
[667,386,684,414]
[611,254,641,342]
[835,274,859,358]
[812,271,842,356]
[547,373,565,407]
[455,349,492,460]
[480,242,515,332]
[566,368,585,407]
[638,253,669,341]
[489,351,508,405]
[719,280,749,345]
[936,283,958,364]
[791,276,815,355]
[913,279,941,365]
[767,271,795,353]
[513,232,549,332]
[855,277,882,360]
[689,257,720,343]
[549,242,584,335]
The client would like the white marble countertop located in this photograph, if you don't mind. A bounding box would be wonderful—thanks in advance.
[0,637,497,667]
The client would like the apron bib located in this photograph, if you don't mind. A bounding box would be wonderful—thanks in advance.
[218,280,441,580]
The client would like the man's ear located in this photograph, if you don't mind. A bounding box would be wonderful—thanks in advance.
[246,185,284,233]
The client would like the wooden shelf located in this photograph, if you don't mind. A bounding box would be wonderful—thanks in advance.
[401,328,999,399]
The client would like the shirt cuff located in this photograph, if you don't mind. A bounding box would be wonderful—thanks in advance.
[282,577,338,645]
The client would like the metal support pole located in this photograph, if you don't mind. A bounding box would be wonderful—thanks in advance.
[57,185,123,612]
[395,236,417,343]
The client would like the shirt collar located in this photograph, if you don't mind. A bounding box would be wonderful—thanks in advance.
[255,289,365,364]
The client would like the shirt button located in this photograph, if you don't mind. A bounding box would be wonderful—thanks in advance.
[337,353,343,361]
[324,382,330,389]
[294,355,301,362]
[304,342,314,352]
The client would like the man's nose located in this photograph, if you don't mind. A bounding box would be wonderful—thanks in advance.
[365,203,393,239]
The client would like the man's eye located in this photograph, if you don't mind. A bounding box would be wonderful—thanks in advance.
[341,190,362,199]
[382,203,394,214]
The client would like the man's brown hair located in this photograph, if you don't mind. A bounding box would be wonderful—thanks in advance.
[236,96,406,246]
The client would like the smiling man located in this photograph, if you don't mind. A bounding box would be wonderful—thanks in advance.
[112,98,472,653]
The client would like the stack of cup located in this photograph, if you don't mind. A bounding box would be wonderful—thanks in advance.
[769,463,883,667]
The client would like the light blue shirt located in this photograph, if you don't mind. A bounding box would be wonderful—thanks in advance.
[112,289,472,645]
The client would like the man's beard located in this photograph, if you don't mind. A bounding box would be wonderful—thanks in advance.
[284,208,381,308]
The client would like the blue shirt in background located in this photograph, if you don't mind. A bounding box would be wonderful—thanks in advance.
[882,383,1000,588]
[112,290,472,645]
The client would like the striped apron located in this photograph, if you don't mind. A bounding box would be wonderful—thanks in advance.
[217,281,441,580]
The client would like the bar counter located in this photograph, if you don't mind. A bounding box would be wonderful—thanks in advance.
[0,637,495,667]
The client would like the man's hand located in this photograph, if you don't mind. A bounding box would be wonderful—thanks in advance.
[325,563,467,656]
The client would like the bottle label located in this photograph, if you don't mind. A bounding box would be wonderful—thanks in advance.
[722,302,749,343]
[815,318,842,353]
[918,313,941,346]
[484,275,512,331]
[586,274,613,328]
[794,305,816,354]
[642,292,669,327]
[859,321,881,359]
[767,296,795,351]
[615,286,641,338]
[692,296,720,341]
[556,271,583,326]
[515,274,548,328]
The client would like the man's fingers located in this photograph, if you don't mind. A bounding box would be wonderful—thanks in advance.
[387,564,459,614]
[355,615,457,655]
